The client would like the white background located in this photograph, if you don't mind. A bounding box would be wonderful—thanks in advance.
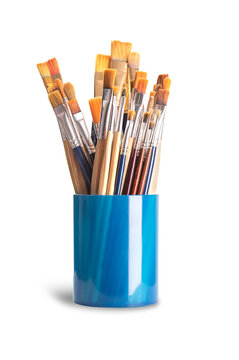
[0,0,239,359]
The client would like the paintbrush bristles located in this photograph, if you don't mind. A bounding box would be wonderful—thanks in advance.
[143,112,150,122]
[89,97,102,124]
[157,74,168,86]
[127,110,136,121]
[95,55,111,72]
[121,87,127,97]
[128,52,140,68]
[47,84,59,93]
[47,58,60,76]
[48,90,63,108]
[68,99,81,115]
[37,62,53,88]
[163,77,171,91]
[103,69,117,89]
[113,86,119,97]
[133,71,147,88]
[55,79,66,98]
[63,82,75,100]
[156,89,170,105]
[136,78,148,94]
[111,41,132,61]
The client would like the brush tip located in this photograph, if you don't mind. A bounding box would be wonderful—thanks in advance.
[111,40,132,61]
[48,90,63,108]
[136,78,148,94]
[55,79,65,98]
[63,82,75,101]
[157,74,169,86]
[127,110,135,121]
[95,54,111,72]
[150,91,156,97]
[143,112,150,122]
[156,89,169,105]
[121,87,127,97]
[89,97,102,124]
[128,52,140,67]
[163,77,171,91]
[113,85,119,96]
[47,58,60,76]
[103,69,116,89]
[68,99,80,115]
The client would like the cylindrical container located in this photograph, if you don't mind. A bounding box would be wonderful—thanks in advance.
[74,194,158,307]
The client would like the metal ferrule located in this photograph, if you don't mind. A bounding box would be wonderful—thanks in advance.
[99,89,113,139]
[54,105,81,148]
[115,95,126,132]
[135,117,147,151]
[138,119,150,150]
[132,93,144,138]
[109,95,117,132]
[57,119,67,141]
[120,120,134,155]
[72,112,96,154]
[93,123,99,139]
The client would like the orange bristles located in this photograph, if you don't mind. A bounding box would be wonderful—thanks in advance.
[63,82,75,101]
[127,110,136,121]
[47,58,62,81]
[95,54,111,72]
[111,41,132,61]
[37,62,53,89]
[133,71,147,88]
[157,74,168,86]
[156,89,170,106]
[163,77,171,91]
[48,90,63,108]
[113,85,119,97]
[89,97,102,124]
[147,91,156,111]
[68,99,81,115]
[136,78,148,95]
[103,69,117,89]
[55,79,66,98]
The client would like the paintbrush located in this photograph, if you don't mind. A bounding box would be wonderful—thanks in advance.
[147,91,156,112]
[94,54,111,97]
[114,110,136,195]
[98,85,118,195]
[37,62,53,89]
[106,87,126,194]
[157,74,169,87]
[47,58,62,83]
[89,96,101,144]
[131,71,147,109]
[91,69,116,194]
[123,108,149,195]
[68,98,96,165]
[48,91,92,192]
[130,112,151,195]
[128,52,140,82]
[110,41,132,102]
[63,82,75,100]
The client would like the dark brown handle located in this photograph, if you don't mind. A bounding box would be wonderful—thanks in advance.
[137,147,152,195]
[130,147,146,195]
[123,148,138,195]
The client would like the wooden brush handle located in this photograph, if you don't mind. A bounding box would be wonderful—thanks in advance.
[131,147,146,195]
[123,148,138,195]
[106,131,122,195]
[121,136,134,193]
[137,147,152,195]
[91,138,105,194]
[73,146,92,192]
[98,130,114,195]
[148,140,162,194]
[63,140,88,194]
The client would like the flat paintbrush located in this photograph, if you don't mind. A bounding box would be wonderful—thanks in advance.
[91,69,116,194]
[94,54,111,97]
[47,58,62,83]
[37,62,53,89]
[63,82,75,100]
[48,91,92,192]
[106,87,126,194]
[128,52,140,82]
[89,96,101,145]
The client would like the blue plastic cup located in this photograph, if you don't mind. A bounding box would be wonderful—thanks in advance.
[74,194,158,307]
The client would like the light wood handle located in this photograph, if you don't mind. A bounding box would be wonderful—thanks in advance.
[98,130,114,195]
[106,131,122,195]
[91,138,105,194]
[121,136,134,194]
[148,140,162,194]
[63,140,88,194]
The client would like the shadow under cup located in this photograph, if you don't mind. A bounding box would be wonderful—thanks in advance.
[74,194,158,307]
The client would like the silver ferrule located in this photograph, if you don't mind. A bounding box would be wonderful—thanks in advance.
[121,120,134,155]
[143,127,151,149]
[132,93,144,138]
[54,105,81,148]
[115,95,126,132]
[99,89,113,139]
[109,95,117,132]
[57,119,67,141]
[93,123,99,140]
[136,120,149,150]
[151,109,166,147]
[72,112,96,154]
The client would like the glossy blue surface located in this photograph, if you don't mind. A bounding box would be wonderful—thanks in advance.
[74,194,158,307]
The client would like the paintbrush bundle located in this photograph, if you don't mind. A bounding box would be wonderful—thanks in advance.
[37,40,171,195]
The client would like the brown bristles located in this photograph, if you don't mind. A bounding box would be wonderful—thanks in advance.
[128,52,140,68]
[89,97,102,124]
[121,87,127,97]
[156,89,169,105]
[113,85,119,97]
[37,62,53,89]
[63,82,75,100]
[149,120,155,130]
[95,54,111,72]
[153,84,159,91]
[48,90,63,109]
[68,99,81,115]
[55,79,66,98]
[47,84,59,93]
[136,78,148,95]
[127,110,136,121]
[103,69,116,89]
[143,112,150,123]
[111,41,132,61]
[163,77,171,91]
[133,71,147,88]
[157,74,168,86]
